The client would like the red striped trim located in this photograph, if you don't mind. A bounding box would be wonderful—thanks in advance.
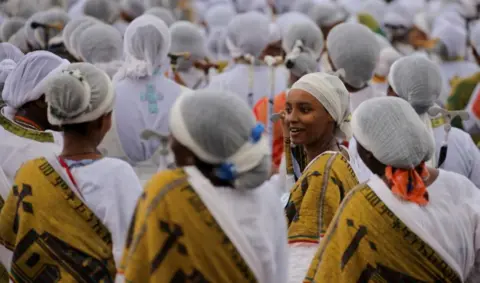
[288,239,319,244]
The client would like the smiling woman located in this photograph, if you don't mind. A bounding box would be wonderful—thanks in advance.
[283,72,359,283]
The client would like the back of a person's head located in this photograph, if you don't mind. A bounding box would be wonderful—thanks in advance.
[352,96,435,169]
[204,4,236,29]
[283,21,324,78]
[169,21,207,61]
[375,47,401,78]
[170,90,271,189]
[83,0,119,24]
[3,51,67,110]
[0,17,26,42]
[388,55,442,115]
[308,2,347,28]
[25,8,71,50]
[226,11,271,59]
[144,7,176,26]
[122,0,145,20]
[327,23,380,89]
[46,63,114,129]
[120,15,170,78]
[78,24,123,64]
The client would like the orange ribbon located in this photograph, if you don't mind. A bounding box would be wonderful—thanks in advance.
[385,163,429,205]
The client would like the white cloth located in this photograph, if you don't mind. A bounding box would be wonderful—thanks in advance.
[438,61,478,103]
[185,166,288,283]
[0,109,62,200]
[46,155,143,266]
[207,64,288,108]
[349,124,480,187]
[113,72,183,164]
[349,85,379,113]
[369,171,480,281]
[175,68,208,90]
[291,72,352,140]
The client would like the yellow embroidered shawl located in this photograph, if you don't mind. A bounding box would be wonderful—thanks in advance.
[285,152,358,244]
[0,158,115,283]
[306,183,462,283]
[119,168,257,282]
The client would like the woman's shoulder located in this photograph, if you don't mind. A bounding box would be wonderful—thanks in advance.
[143,169,189,196]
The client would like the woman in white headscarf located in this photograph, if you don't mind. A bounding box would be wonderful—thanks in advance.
[282,72,358,283]
[0,63,142,281]
[371,45,402,97]
[100,15,185,184]
[62,16,99,62]
[431,18,479,104]
[204,4,236,61]
[326,23,381,112]
[308,96,480,283]
[0,51,68,198]
[168,21,210,89]
[208,12,288,109]
[77,23,124,78]
[0,43,23,93]
[119,89,287,283]
[24,8,70,52]
[351,55,480,187]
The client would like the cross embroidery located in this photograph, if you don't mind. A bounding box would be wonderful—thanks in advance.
[13,184,34,234]
[140,84,164,114]
[150,221,187,274]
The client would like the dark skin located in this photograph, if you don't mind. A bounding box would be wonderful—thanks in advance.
[472,47,480,65]
[14,96,52,131]
[356,141,439,187]
[60,113,112,161]
[284,89,338,163]
[169,136,233,188]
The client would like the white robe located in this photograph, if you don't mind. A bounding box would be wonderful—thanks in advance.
[47,156,143,267]
[349,125,480,187]
[349,85,379,113]
[369,171,480,281]
[207,64,288,108]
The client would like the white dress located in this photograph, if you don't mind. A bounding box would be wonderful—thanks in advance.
[50,156,143,266]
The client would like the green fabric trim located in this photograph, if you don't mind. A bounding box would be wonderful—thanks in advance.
[0,113,54,143]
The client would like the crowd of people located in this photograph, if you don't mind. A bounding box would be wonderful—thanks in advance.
[0,0,478,282]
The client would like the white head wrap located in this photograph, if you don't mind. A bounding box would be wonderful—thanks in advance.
[226,11,270,59]
[77,24,123,64]
[267,23,281,44]
[2,51,69,114]
[0,17,26,42]
[169,89,271,189]
[352,96,435,169]
[7,28,29,53]
[383,0,415,28]
[375,47,401,77]
[83,0,119,24]
[0,43,24,85]
[46,63,114,126]
[24,8,70,50]
[234,0,269,14]
[118,14,170,79]
[327,23,380,89]
[291,0,316,15]
[144,7,176,26]
[358,0,386,24]
[308,2,348,28]
[204,4,236,29]
[431,18,468,59]
[62,16,99,57]
[283,21,324,78]
[275,11,312,37]
[3,0,37,19]
[122,0,145,19]
[388,55,443,115]
[290,72,352,140]
[169,21,207,61]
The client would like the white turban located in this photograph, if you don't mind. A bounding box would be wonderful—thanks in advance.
[2,51,69,114]
[431,18,468,58]
[352,96,435,169]
[226,11,270,59]
[290,72,352,140]
[375,47,401,77]
[117,14,170,79]
[0,43,24,85]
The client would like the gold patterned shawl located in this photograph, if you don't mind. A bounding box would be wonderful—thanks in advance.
[119,168,257,283]
[306,183,462,283]
[0,158,115,283]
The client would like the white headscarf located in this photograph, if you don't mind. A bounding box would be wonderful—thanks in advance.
[290,72,352,140]
[2,51,69,116]
[116,14,170,80]
[0,43,24,85]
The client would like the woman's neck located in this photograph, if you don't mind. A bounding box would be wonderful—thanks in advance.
[61,133,100,160]
[304,138,339,163]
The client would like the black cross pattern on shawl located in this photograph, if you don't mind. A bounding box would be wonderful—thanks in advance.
[357,263,428,283]
[341,219,377,270]
[151,221,187,274]
[13,184,34,234]
[170,269,209,283]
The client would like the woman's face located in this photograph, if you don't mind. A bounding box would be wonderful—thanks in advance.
[285,89,335,146]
